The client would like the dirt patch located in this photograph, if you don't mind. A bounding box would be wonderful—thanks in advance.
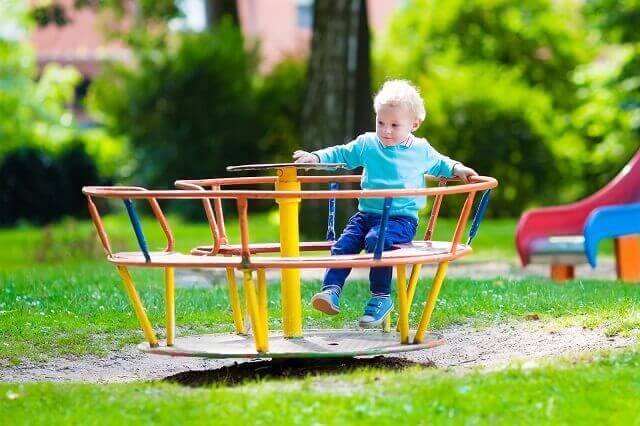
[402,322,637,370]
[1,321,636,384]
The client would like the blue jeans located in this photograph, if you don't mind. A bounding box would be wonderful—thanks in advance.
[323,212,418,296]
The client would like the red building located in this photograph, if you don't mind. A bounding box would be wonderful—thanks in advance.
[30,0,400,76]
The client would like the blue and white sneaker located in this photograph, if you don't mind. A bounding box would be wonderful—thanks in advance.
[311,289,341,315]
[358,296,393,328]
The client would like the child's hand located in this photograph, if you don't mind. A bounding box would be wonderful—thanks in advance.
[293,150,320,164]
[453,163,478,183]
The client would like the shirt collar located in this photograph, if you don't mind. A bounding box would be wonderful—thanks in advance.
[399,134,414,148]
[377,134,414,149]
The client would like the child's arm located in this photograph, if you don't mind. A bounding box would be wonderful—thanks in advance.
[293,150,320,163]
[293,136,366,169]
[452,163,478,183]
[425,143,478,183]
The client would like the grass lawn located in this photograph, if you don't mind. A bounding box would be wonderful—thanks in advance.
[1,349,639,424]
[2,261,639,363]
[0,216,634,424]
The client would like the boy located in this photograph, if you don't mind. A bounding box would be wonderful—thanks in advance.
[293,80,477,328]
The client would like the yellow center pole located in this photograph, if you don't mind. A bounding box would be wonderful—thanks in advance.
[413,261,449,344]
[164,267,175,346]
[275,167,302,337]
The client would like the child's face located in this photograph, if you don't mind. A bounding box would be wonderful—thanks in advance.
[375,104,421,146]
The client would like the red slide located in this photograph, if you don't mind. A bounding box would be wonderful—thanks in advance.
[516,148,640,266]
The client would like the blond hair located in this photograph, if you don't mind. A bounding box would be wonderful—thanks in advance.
[373,80,426,121]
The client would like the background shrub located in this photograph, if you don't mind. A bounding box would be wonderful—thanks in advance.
[87,22,260,192]
[0,144,105,226]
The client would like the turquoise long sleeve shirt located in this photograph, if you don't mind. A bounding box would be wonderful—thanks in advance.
[313,132,458,219]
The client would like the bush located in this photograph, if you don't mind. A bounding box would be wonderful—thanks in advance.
[87,22,261,191]
[254,59,306,163]
[0,44,81,159]
[377,0,594,107]
[0,144,105,226]
[416,63,558,217]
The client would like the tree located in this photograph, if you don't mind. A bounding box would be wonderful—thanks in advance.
[378,0,595,109]
[0,2,81,158]
[32,0,239,29]
[87,23,259,194]
[302,0,372,150]
[300,0,373,237]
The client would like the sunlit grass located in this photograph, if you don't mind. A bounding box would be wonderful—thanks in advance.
[1,261,638,363]
[1,349,639,424]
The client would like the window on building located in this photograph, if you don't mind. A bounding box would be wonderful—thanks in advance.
[169,0,207,32]
[297,0,313,29]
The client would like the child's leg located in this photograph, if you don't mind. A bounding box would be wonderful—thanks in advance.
[322,212,368,294]
[364,215,418,296]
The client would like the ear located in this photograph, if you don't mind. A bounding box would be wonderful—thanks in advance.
[411,119,422,131]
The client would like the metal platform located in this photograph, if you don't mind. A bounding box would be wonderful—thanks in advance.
[139,329,445,359]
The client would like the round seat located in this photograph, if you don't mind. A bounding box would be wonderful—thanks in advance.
[108,240,470,268]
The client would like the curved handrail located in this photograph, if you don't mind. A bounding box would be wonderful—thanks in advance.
[84,176,497,267]
[174,174,468,188]
[84,186,175,255]
[84,176,497,200]
[174,181,222,256]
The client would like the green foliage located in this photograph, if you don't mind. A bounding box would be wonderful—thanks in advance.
[0,144,105,226]
[585,0,640,44]
[559,49,640,197]
[88,24,307,218]
[417,62,557,215]
[565,1,640,197]
[0,50,81,158]
[88,22,260,193]
[254,59,306,163]
[376,0,639,212]
[379,0,594,106]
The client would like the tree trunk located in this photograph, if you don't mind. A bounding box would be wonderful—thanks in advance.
[204,0,239,27]
[302,0,371,149]
[300,0,372,239]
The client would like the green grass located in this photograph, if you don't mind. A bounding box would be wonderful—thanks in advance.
[2,261,638,363]
[0,219,635,423]
[1,349,639,424]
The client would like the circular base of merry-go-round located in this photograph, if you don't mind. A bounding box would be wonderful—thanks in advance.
[138,329,445,359]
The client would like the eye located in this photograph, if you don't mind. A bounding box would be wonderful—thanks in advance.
[377,121,384,125]
[391,123,398,127]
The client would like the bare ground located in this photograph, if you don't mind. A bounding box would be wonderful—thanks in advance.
[2,321,635,384]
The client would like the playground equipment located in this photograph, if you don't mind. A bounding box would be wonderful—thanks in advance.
[83,164,497,358]
[516,149,640,282]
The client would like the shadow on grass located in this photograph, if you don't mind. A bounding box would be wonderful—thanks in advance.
[164,356,434,387]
